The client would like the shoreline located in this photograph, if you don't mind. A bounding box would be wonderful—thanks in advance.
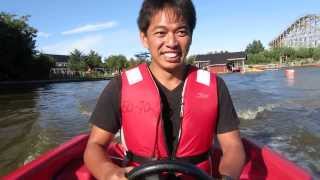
[246,62,320,70]
[0,77,113,85]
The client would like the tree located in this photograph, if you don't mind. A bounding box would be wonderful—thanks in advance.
[245,40,265,54]
[0,12,37,80]
[246,52,269,64]
[68,49,86,71]
[126,57,148,68]
[128,58,138,67]
[295,48,313,59]
[313,47,320,60]
[105,55,129,73]
[27,54,55,80]
[85,50,102,71]
[186,55,196,64]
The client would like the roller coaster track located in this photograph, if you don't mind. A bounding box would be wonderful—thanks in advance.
[269,14,320,48]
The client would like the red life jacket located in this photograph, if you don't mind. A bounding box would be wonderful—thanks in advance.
[120,63,218,173]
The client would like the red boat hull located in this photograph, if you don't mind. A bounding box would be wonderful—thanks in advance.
[3,134,312,180]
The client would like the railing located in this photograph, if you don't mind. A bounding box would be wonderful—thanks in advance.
[49,72,113,81]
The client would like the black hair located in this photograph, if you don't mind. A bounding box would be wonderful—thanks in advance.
[137,0,196,34]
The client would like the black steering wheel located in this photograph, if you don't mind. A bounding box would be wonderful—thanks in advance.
[126,160,213,180]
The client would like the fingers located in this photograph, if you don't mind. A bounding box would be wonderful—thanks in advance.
[125,166,134,173]
[123,166,134,179]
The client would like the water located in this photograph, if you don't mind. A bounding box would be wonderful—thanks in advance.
[0,67,319,177]
[224,67,320,177]
[0,81,106,175]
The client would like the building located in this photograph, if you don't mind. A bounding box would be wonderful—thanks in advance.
[269,14,320,48]
[46,54,107,74]
[45,54,70,74]
[194,52,246,73]
[47,54,69,67]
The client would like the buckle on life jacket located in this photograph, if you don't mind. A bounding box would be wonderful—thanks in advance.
[122,151,133,167]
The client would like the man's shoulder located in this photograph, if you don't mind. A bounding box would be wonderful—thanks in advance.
[103,75,122,94]
[110,74,121,84]
[216,75,224,85]
[187,65,218,76]
[187,65,223,85]
[111,64,147,87]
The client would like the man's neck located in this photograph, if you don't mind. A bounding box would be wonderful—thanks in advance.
[149,63,186,91]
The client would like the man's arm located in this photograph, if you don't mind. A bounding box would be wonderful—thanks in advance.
[217,130,246,179]
[84,125,132,180]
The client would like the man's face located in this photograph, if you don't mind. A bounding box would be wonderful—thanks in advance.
[140,8,192,71]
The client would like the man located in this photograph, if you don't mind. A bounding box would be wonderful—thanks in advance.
[84,0,245,179]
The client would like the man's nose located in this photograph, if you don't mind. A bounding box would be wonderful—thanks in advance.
[165,33,178,48]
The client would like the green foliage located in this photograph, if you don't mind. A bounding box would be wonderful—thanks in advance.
[295,48,313,59]
[247,53,268,64]
[127,57,147,68]
[186,55,196,65]
[261,50,278,62]
[245,39,319,64]
[104,55,129,73]
[313,47,320,60]
[85,50,102,70]
[245,40,265,54]
[280,47,296,58]
[268,47,296,61]
[246,46,320,65]
[26,54,55,80]
[68,49,86,71]
[0,12,37,80]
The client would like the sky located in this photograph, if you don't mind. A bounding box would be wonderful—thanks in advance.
[1,0,320,59]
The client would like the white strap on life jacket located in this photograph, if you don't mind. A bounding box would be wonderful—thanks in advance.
[180,78,188,118]
[125,67,143,85]
[120,127,128,152]
[196,69,210,86]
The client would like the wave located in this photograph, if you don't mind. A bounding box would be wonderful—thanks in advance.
[238,103,279,120]
[80,110,92,117]
[23,131,53,165]
[78,99,96,117]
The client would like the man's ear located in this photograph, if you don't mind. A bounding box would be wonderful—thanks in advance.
[140,32,149,49]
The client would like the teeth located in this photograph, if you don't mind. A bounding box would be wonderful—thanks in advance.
[164,53,178,58]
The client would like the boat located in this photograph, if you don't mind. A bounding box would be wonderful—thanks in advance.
[3,134,312,180]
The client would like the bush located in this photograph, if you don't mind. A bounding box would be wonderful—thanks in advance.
[247,53,269,64]
[244,40,320,65]
[312,47,320,60]
[25,54,55,80]
[295,48,313,59]
[0,12,37,80]
[245,40,265,54]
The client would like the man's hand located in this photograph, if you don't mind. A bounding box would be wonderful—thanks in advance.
[217,130,246,179]
[84,125,134,180]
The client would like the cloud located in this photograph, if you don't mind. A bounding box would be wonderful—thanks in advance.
[39,29,144,58]
[41,35,106,55]
[61,21,117,35]
[37,32,51,38]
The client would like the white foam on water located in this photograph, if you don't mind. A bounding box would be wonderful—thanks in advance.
[267,136,290,150]
[78,99,96,117]
[24,154,36,165]
[238,103,279,120]
[23,132,51,165]
[80,110,92,117]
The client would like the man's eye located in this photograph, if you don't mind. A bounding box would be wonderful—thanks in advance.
[155,31,166,37]
[177,30,188,37]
